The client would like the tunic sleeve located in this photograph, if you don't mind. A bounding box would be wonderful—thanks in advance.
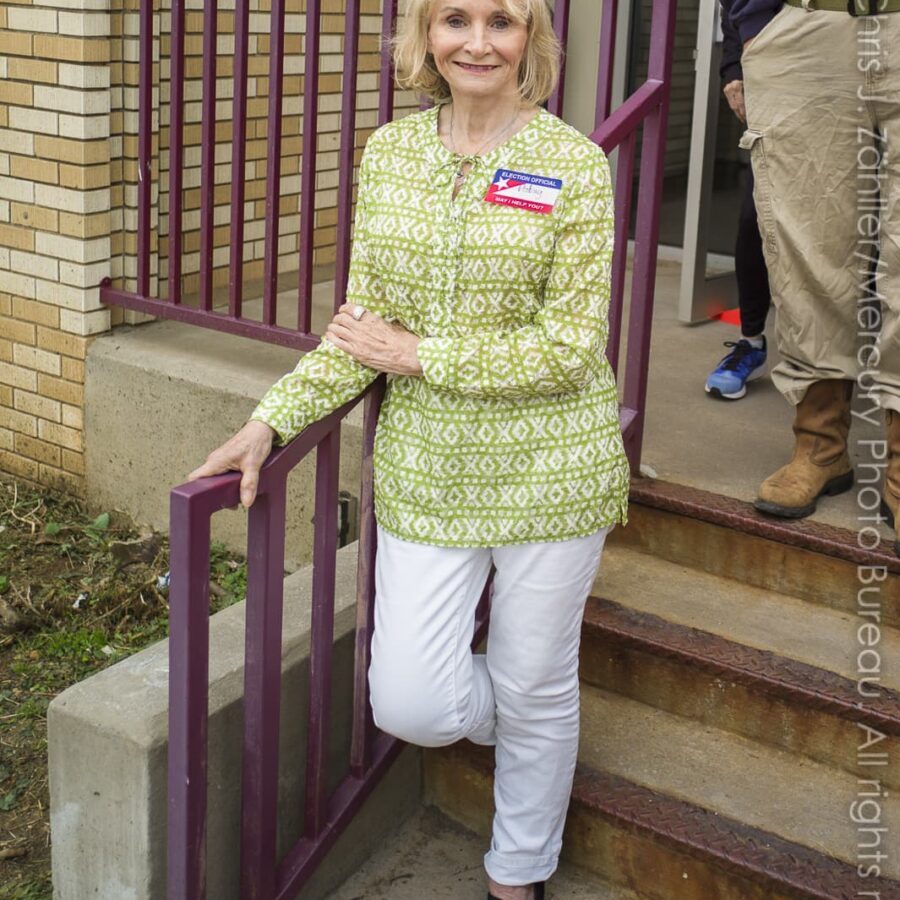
[248,142,387,446]
[415,149,615,401]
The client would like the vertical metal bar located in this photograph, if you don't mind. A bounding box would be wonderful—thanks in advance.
[304,429,341,838]
[334,0,361,309]
[199,0,218,312]
[262,0,288,326]
[239,482,288,899]
[606,129,636,378]
[472,574,493,645]
[167,492,211,900]
[229,0,251,319]
[298,0,322,335]
[547,0,570,117]
[168,0,186,305]
[623,0,676,470]
[350,380,385,776]
[137,0,153,297]
[595,0,618,127]
[378,0,398,126]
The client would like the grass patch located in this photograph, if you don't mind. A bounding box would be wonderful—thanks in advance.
[0,477,247,896]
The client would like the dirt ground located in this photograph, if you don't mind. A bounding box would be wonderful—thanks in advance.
[0,477,246,899]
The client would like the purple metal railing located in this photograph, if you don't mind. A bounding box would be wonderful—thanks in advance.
[103,0,673,463]
[167,375,495,900]
[104,0,673,471]
[595,0,677,466]
[149,0,676,896]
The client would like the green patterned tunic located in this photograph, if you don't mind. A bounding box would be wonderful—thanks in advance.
[250,104,630,547]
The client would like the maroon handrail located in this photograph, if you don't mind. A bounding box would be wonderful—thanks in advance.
[167,486,212,900]
[168,377,388,900]
[607,129,636,378]
[229,0,251,319]
[238,478,286,898]
[136,0,152,297]
[334,0,362,307]
[167,0,186,306]
[591,79,667,150]
[199,1,218,312]
[153,1,677,894]
[262,0,288,326]
[298,0,322,334]
[378,0,399,126]
[618,0,676,467]
[350,390,382,777]
[167,374,494,900]
[595,0,619,126]
[304,427,341,840]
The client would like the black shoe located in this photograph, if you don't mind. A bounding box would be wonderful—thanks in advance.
[487,882,545,900]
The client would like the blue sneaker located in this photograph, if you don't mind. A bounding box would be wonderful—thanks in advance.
[705,337,767,400]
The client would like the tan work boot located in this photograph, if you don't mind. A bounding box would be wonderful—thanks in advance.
[755,379,855,518]
[882,409,900,557]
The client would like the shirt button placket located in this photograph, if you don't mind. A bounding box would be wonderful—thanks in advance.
[448,202,461,297]
[448,168,470,300]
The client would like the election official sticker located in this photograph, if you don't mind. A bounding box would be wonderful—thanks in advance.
[484,169,563,214]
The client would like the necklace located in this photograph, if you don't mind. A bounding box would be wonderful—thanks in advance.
[447,103,522,189]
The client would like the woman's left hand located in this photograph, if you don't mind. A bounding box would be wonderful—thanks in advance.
[324,304,423,377]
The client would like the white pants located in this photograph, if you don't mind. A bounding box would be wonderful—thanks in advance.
[368,521,613,886]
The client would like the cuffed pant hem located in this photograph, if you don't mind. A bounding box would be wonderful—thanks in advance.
[484,848,558,886]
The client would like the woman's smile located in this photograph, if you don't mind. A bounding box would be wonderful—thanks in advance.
[455,61,500,73]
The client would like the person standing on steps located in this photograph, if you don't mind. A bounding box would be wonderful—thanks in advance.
[704,2,772,401]
[187,1,631,897]
[723,0,900,555]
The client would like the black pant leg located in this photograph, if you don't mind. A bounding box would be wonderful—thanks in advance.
[736,166,772,338]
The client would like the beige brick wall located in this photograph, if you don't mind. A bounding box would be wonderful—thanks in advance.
[1,0,417,495]
[0,0,110,495]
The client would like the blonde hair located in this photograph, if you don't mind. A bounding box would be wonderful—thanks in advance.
[392,0,560,106]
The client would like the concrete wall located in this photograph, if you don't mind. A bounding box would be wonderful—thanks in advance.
[562,0,604,138]
[48,540,422,900]
[84,287,368,567]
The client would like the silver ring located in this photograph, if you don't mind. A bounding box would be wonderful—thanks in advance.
[351,304,366,321]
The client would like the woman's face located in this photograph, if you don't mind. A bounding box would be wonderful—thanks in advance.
[427,1,529,104]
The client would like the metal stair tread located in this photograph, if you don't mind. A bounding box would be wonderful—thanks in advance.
[629,478,900,572]
[328,803,642,899]
[578,684,900,881]
[592,543,900,696]
[434,741,900,898]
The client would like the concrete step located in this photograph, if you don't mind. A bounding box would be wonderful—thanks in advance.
[426,694,900,899]
[618,480,900,628]
[585,545,900,788]
[577,687,900,884]
[328,804,640,900]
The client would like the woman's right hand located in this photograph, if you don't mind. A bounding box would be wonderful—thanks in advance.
[187,419,277,509]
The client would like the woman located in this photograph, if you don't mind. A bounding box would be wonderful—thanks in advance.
[189,1,629,897]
